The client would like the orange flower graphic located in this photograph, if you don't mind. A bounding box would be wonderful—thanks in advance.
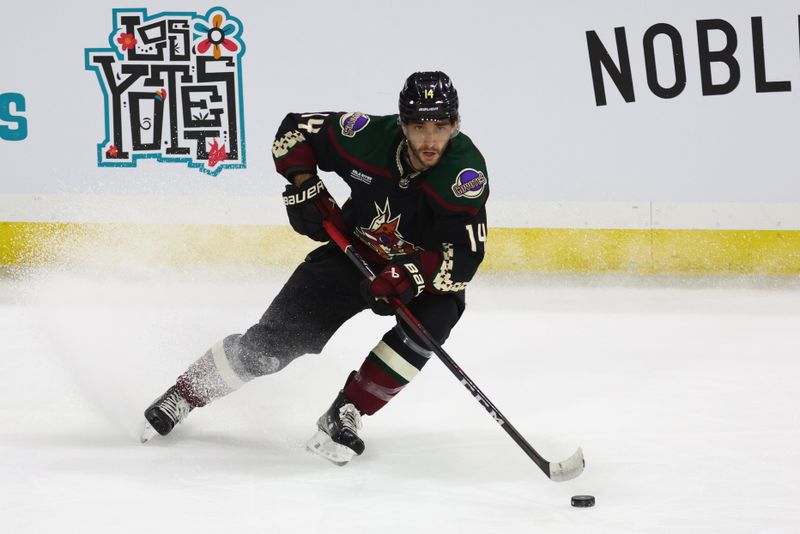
[194,13,239,60]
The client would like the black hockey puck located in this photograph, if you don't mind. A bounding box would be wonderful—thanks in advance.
[571,495,595,508]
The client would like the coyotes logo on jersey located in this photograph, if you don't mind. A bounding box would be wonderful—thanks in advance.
[355,200,421,260]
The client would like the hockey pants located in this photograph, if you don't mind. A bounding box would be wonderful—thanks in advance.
[177,243,465,413]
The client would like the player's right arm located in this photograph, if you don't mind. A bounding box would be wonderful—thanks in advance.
[272,112,339,185]
[273,112,345,239]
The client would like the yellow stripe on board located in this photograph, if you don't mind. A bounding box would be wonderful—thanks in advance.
[484,228,800,274]
[1,222,799,274]
[0,222,314,269]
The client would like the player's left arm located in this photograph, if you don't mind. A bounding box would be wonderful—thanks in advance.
[416,141,490,293]
[423,204,487,293]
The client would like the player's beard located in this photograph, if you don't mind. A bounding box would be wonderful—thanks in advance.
[406,140,444,171]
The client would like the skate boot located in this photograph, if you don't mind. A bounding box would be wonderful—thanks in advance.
[306,391,364,466]
[141,385,194,443]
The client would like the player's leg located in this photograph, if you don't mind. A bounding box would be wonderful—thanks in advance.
[142,244,365,441]
[307,291,464,464]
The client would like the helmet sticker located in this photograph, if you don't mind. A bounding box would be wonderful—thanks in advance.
[451,168,487,199]
[340,112,370,138]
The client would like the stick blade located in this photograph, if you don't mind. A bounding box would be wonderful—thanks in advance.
[549,447,585,482]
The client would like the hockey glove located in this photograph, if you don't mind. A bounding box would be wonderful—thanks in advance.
[282,175,334,242]
[362,255,427,316]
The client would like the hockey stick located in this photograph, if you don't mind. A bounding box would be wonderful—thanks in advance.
[321,218,585,482]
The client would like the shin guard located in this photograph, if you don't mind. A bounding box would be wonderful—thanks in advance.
[176,334,252,407]
[344,324,432,415]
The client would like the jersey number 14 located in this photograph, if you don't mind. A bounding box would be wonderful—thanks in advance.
[465,223,487,252]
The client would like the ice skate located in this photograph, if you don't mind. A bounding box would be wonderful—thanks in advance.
[141,385,193,443]
[306,391,364,466]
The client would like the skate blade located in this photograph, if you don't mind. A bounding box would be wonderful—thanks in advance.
[305,429,356,466]
[140,421,159,444]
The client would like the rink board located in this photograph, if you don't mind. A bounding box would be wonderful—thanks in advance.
[2,221,799,274]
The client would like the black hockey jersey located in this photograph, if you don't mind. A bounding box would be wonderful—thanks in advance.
[272,112,488,293]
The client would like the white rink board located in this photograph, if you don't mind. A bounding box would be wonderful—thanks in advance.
[2,0,800,229]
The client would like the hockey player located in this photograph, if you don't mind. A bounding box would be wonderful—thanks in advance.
[142,71,489,465]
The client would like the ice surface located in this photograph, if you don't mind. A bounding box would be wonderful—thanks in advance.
[1,268,799,533]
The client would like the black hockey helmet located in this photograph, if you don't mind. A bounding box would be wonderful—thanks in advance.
[398,71,459,123]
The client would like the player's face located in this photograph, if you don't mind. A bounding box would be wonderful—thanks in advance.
[404,120,455,171]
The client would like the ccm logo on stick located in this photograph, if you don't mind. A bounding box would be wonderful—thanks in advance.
[0,93,27,141]
[461,378,505,425]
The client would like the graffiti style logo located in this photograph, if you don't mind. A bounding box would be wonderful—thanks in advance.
[85,7,246,175]
[0,93,27,141]
[355,200,421,260]
[339,112,370,138]
[451,168,487,199]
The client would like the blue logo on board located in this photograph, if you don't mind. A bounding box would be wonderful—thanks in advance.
[0,93,27,141]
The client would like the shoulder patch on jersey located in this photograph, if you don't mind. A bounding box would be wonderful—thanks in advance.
[339,112,371,138]
[451,168,487,199]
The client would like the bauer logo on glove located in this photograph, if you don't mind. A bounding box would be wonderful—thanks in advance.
[282,175,335,242]
[283,178,326,206]
[399,262,425,297]
[363,255,427,315]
